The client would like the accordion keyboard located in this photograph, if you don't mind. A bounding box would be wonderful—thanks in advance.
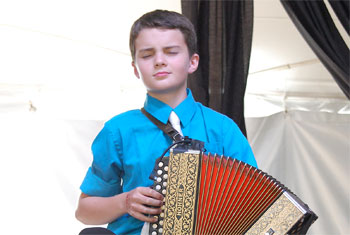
[149,157,169,235]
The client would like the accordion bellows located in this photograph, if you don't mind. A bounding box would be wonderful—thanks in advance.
[149,142,317,235]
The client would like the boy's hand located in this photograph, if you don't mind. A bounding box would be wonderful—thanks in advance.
[125,187,164,223]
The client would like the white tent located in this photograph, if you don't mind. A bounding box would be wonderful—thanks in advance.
[246,2,349,234]
[0,0,348,234]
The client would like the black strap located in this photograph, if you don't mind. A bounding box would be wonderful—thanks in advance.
[141,108,183,142]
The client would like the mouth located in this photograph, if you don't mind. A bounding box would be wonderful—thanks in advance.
[153,71,171,77]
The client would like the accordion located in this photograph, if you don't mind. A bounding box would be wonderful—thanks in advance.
[148,138,318,234]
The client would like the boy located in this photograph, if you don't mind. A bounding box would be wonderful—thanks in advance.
[75,9,257,235]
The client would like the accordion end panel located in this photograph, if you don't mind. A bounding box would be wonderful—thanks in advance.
[245,192,308,234]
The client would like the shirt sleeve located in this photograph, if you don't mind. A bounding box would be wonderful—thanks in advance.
[222,116,258,168]
[80,121,123,196]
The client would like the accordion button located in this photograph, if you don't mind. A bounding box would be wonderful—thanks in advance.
[162,189,166,195]
[163,174,168,179]
[157,177,162,182]
[152,231,157,235]
[163,182,167,187]
[152,224,158,229]
[164,166,168,171]
[159,220,163,225]
[160,212,164,218]
[156,185,161,191]
[157,170,163,175]
[158,162,164,168]
[159,228,163,233]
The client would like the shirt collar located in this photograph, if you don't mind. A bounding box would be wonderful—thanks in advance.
[143,89,197,126]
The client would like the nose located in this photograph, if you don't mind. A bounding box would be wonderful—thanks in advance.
[154,52,166,67]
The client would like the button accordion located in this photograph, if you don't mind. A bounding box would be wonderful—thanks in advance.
[148,138,318,234]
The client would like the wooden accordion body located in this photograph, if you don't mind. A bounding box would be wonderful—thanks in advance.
[149,140,317,234]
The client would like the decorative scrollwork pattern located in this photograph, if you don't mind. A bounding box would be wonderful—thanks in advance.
[163,152,200,234]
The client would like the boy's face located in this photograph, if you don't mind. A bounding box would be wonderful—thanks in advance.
[132,28,199,98]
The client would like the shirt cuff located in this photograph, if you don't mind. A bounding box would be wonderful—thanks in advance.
[80,167,121,197]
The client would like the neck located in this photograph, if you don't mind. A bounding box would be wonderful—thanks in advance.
[148,89,187,109]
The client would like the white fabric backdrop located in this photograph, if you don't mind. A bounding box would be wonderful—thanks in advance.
[246,108,350,234]
[0,114,103,234]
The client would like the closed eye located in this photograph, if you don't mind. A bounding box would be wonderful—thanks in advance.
[141,54,152,58]
[138,48,154,59]
[165,46,180,55]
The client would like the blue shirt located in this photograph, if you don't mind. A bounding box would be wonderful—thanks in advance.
[80,89,257,234]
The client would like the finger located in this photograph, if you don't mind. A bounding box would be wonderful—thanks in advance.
[126,194,162,215]
[139,187,164,201]
[131,201,163,215]
[141,195,163,207]
[130,210,159,223]
[142,204,163,215]
[127,191,163,208]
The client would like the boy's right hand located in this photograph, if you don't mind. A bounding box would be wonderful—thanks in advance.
[125,186,164,223]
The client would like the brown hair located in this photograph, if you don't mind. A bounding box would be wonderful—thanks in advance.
[129,9,197,61]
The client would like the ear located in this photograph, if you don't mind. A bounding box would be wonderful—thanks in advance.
[132,61,140,79]
[188,53,199,74]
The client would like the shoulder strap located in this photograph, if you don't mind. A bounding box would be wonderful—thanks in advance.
[141,108,183,142]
